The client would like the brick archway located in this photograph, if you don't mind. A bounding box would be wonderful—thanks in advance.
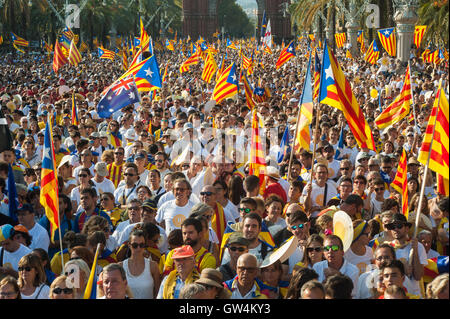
[182,0,291,42]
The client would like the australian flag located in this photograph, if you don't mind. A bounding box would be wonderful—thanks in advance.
[97,77,140,118]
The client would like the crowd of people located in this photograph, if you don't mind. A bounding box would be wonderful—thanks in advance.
[0,36,448,300]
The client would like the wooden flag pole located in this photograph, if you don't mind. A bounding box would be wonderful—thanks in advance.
[310,103,322,185]
[409,60,418,130]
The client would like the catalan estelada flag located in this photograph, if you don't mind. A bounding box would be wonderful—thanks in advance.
[375,65,412,129]
[165,39,174,51]
[201,51,217,83]
[62,26,75,40]
[320,41,375,151]
[162,64,168,83]
[68,40,82,66]
[364,40,380,65]
[276,41,295,69]
[11,32,29,47]
[122,45,128,71]
[377,27,396,56]
[414,25,427,49]
[418,80,449,180]
[180,51,200,73]
[139,18,151,53]
[249,111,266,195]
[390,149,409,219]
[83,244,101,299]
[40,119,60,242]
[357,31,366,54]
[98,47,115,60]
[53,39,68,74]
[242,73,256,110]
[346,49,353,59]
[133,54,162,92]
[212,62,238,103]
[226,38,237,50]
[253,85,271,103]
[335,33,346,48]
[71,92,78,126]
[295,53,314,152]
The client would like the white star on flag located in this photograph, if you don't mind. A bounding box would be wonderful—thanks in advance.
[231,74,237,82]
[384,30,390,36]
[144,68,153,77]
[128,92,135,99]
[325,65,334,80]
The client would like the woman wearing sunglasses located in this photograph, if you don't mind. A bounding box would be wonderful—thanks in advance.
[295,234,324,270]
[49,275,76,299]
[17,254,50,299]
[119,229,160,299]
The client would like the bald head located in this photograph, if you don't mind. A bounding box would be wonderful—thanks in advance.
[237,253,258,269]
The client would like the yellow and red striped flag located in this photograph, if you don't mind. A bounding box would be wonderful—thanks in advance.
[122,46,128,71]
[313,50,321,101]
[40,119,60,242]
[418,80,449,180]
[53,40,68,74]
[295,54,314,152]
[335,33,346,48]
[414,25,427,49]
[0,35,3,45]
[179,51,200,73]
[377,27,396,57]
[375,65,412,129]
[346,49,353,59]
[68,39,82,66]
[276,41,295,69]
[391,149,409,219]
[365,40,380,64]
[242,73,256,110]
[436,173,449,197]
[212,62,239,103]
[249,111,266,195]
[201,51,217,83]
[320,41,375,151]
[162,65,168,83]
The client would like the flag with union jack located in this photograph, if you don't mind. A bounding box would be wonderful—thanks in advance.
[97,77,141,118]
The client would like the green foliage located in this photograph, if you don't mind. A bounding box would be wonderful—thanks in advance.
[218,0,254,38]
[418,0,449,46]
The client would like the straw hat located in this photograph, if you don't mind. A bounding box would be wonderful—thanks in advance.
[196,269,224,289]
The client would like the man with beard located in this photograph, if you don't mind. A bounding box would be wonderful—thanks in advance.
[162,217,216,276]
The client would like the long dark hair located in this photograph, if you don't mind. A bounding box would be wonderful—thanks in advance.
[228,175,245,206]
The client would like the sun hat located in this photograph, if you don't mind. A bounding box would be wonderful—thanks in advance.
[196,268,224,289]
[172,245,195,259]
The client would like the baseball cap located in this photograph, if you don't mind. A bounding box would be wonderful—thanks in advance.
[142,199,157,211]
[172,245,195,259]
[17,203,34,215]
[183,122,194,131]
[227,232,250,247]
[94,162,108,177]
[57,155,72,169]
[134,152,146,160]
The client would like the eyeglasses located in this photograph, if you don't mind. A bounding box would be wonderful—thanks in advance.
[237,267,257,273]
[130,242,146,249]
[124,173,136,176]
[385,223,405,230]
[229,247,246,252]
[18,266,33,272]
[291,223,305,230]
[239,208,252,214]
[128,206,141,211]
[200,191,214,196]
[155,159,164,163]
[381,166,392,170]
[52,287,73,295]
[323,245,341,252]
[174,188,187,192]
[307,247,323,253]
[114,152,124,156]
[100,197,110,202]
[376,256,391,261]
[340,167,350,171]
[374,187,384,192]
[78,174,88,178]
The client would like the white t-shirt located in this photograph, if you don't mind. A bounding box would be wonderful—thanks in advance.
[155,199,196,234]
[327,159,341,180]
[0,244,32,271]
[344,246,374,275]
[28,222,51,252]
[20,284,50,299]
[301,181,338,218]
[313,259,360,297]
[394,241,428,296]
[92,177,116,196]
[114,181,141,205]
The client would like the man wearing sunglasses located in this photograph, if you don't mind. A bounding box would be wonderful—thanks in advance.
[219,232,250,281]
[384,213,427,297]
[313,234,359,298]
[284,210,311,274]
[113,163,141,207]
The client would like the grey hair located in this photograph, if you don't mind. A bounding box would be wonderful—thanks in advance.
[179,283,208,299]
[418,229,432,238]
[102,263,127,281]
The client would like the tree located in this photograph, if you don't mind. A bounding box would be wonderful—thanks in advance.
[218,0,254,38]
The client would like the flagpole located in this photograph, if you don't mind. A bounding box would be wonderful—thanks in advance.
[58,221,65,275]
[310,103,322,185]
[409,60,418,130]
